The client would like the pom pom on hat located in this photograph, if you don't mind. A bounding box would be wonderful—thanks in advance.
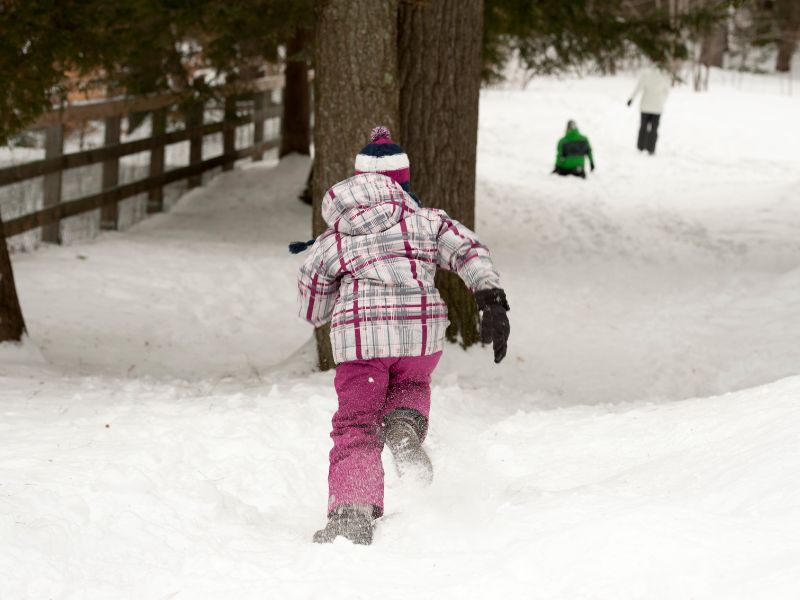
[370,126,392,143]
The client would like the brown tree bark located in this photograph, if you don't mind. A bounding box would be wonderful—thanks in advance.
[699,22,727,69]
[775,0,800,73]
[398,0,484,348]
[0,214,26,342]
[280,26,312,158]
[693,18,728,92]
[311,0,400,370]
[776,36,797,72]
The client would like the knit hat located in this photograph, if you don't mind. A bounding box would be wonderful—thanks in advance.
[355,126,411,192]
[566,119,577,131]
[289,126,416,255]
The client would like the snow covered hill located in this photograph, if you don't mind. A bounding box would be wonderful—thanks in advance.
[2,74,799,599]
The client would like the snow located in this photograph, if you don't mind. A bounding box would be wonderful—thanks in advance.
[2,74,800,599]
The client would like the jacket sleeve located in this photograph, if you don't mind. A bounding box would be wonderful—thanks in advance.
[297,235,340,326]
[586,137,594,167]
[436,215,501,292]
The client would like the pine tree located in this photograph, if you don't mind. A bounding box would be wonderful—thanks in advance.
[483,0,731,79]
[0,1,312,144]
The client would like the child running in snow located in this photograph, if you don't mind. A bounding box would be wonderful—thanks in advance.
[294,126,510,545]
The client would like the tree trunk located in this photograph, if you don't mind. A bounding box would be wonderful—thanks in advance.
[280,26,312,158]
[311,0,400,370]
[0,214,26,342]
[775,0,800,73]
[776,36,797,73]
[699,22,727,68]
[398,0,484,348]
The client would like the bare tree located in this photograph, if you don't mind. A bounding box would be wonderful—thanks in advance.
[311,0,400,369]
[0,215,26,342]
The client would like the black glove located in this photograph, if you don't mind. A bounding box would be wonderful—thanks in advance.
[590,162,595,172]
[474,288,510,364]
[626,98,633,107]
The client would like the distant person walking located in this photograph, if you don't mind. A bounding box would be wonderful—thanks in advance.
[552,120,594,178]
[627,66,672,154]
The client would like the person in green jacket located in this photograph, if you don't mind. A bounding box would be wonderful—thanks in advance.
[553,120,595,178]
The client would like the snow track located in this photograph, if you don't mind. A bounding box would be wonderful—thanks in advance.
[2,75,800,598]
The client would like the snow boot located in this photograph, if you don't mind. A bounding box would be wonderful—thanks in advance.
[384,409,433,485]
[312,504,373,545]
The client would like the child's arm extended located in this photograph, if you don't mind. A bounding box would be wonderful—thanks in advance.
[436,215,510,363]
[436,216,501,292]
[297,235,340,326]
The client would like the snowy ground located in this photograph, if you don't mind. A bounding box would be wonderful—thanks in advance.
[2,74,800,599]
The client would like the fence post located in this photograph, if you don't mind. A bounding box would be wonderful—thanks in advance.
[223,95,236,171]
[187,101,204,189]
[252,92,266,162]
[100,115,122,229]
[41,124,64,243]
[148,108,167,213]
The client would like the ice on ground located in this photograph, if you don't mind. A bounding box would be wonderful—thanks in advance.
[2,74,800,599]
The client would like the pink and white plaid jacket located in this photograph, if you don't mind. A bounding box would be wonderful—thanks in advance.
[297,173,501,364]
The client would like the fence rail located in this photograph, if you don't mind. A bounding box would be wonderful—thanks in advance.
[1,76,285,241]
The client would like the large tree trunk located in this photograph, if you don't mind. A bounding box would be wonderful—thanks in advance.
[311,0,400,370]
[776,36,797,73]
[280,26,312,158]
[699,22,727,69]
[0,215,26,342]
[694,19,728,92]
[398,0,484,348]
[775,0,800,73]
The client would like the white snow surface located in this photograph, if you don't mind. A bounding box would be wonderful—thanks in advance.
[2,75,800,599]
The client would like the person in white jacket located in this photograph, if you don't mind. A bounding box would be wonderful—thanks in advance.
[627,66,672,154]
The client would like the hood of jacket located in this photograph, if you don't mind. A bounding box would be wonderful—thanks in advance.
[322,173,420,235]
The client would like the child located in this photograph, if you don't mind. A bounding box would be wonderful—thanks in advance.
[552,119,595,178]
[294,126,510,545]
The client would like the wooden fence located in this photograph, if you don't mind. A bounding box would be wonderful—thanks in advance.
[0,76,285,241]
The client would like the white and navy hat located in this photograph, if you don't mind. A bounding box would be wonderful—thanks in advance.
[290,127,415,254]
[354,126,411,192]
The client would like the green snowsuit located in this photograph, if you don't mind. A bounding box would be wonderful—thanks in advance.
[555,128,594,174]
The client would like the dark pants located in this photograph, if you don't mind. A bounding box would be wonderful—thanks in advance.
[553,166,586,178]
[637,112,660,153]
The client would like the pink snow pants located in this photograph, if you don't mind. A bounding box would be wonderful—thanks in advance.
[327,352,442,518]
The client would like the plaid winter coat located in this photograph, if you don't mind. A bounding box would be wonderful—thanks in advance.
[297,173,501,364]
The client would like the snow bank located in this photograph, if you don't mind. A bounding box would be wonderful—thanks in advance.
[2,367,799,599]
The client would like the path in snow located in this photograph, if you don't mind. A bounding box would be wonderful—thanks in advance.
[2,74,800,599]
